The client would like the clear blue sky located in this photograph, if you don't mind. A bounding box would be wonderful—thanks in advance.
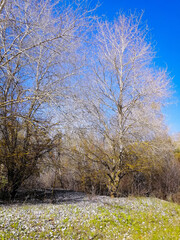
[95,0,180,134]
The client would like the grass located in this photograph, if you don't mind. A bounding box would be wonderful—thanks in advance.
[0,196,179,239]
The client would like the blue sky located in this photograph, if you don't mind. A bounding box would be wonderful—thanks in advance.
[95,0,180,134]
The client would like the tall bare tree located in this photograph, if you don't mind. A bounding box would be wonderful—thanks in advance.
[78,13,172,196]
[0,0,93,199]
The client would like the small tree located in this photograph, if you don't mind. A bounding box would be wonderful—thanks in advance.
[0,120,60,199]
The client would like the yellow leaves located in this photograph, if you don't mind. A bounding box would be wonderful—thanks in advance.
[174,151,180,163]
[71,145,77,152]
[126,163,135,170]
[151,102,160,110]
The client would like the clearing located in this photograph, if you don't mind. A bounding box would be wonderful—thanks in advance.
[0,196,179,239]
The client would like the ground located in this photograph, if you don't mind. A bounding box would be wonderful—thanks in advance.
[0,196,179,239]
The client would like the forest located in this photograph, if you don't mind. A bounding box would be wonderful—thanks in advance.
[0,0,180,203]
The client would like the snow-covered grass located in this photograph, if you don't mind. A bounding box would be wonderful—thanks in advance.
[0,196,179,239]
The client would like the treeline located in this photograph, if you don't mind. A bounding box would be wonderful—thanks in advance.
[0,0,179,202]
[22,133,180,202]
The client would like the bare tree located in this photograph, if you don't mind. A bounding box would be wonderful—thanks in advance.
[0,0,94,199]
[79,13,172,196]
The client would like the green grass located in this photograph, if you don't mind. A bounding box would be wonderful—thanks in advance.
[0,197,179,239]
